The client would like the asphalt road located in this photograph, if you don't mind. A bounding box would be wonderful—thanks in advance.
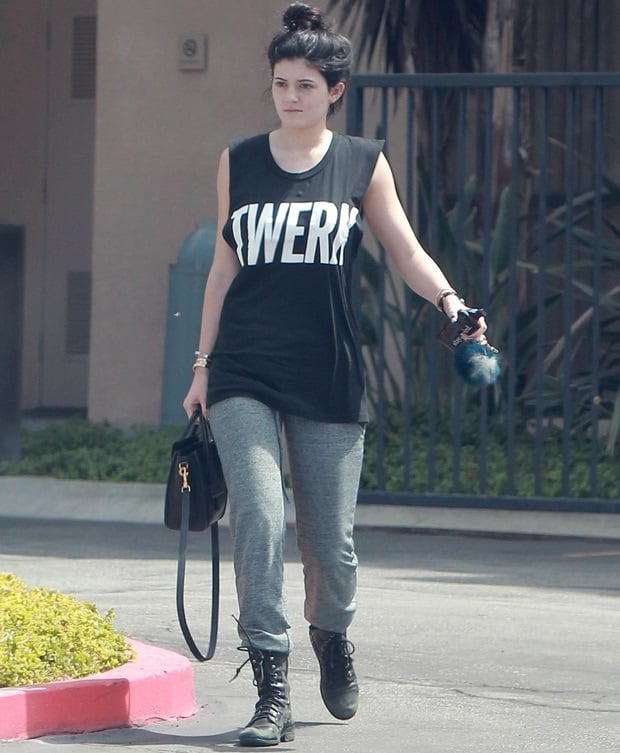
[1,484,619,753]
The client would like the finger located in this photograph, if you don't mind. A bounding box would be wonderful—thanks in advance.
[443,300,463,322]
[462,317,488,340]
[182,397,198,418]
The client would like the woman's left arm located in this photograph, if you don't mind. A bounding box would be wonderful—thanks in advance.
[362,152,485,332]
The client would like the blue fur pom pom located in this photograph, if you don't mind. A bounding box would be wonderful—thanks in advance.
[453,342,502,387]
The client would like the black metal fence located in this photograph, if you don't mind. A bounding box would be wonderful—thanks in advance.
[348,73,620,511]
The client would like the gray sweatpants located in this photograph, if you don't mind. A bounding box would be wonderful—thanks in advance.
[208,396,365,654]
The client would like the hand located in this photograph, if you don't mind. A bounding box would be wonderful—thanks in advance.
[443,297,488,342]
[465,313,488,342]
[182,370,208,418]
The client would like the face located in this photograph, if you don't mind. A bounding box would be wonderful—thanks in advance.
[272,58,345,129]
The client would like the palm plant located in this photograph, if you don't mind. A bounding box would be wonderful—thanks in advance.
[330,0,537,211]
[335,0,619,497]
[327,0,487,74]
[360,161,620,455]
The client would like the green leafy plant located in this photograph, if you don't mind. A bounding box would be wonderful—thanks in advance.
[0,419,180,483]
[1,416,617,498]
[360,157,620,462]
[361,406,620,498]
[359,244,428,410]
[0,573,134,688]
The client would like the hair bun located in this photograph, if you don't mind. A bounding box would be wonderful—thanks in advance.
[282,2,327,32]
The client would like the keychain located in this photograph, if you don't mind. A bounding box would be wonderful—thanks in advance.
[437,308,502,388]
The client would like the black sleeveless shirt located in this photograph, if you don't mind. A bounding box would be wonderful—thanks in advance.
[207,132,384,423]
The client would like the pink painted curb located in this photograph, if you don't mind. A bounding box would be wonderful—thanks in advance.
[0,640,197,742]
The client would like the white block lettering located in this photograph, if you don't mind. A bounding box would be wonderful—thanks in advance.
[281,202,313,263]
[331,204,359,265]
[304,202,339,264]
[230,205,249,266]
[247,203,290,264]
[230,201,359,266]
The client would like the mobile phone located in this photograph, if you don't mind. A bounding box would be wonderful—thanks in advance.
[437,308,486,352]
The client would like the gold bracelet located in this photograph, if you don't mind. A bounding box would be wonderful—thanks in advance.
[192,354,212,372]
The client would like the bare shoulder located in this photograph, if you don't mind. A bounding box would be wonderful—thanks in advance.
[216,148,230,187]
[369,151,394,185]
[218,147,230,170]
[364,152,398,209]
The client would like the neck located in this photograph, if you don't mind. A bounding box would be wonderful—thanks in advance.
[274,124,331,150]
[269,125,334,173]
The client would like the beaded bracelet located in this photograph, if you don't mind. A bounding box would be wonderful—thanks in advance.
[436,289,464,313]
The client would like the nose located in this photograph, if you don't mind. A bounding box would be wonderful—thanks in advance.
[284,87,299,102]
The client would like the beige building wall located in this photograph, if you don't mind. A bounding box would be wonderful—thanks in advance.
[0,2,48,410]
[89,0,297,425]
[7,2,615,427]
[1,0,97,412]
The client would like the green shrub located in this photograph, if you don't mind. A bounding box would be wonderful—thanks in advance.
[0,419,180,483]
[0,573,135,688]
[361,410,620,499]
[1,415,617,498]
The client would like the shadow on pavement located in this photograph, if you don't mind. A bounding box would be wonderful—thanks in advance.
[1,515,618,596]
[37,718,342,750]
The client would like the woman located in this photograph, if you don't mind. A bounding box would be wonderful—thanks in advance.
[183,2,486,746]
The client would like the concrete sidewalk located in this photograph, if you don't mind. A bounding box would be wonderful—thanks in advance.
[1,476,619,752]
[0,476,619,540]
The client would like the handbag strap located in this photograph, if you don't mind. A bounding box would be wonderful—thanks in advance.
[175,485,219,661]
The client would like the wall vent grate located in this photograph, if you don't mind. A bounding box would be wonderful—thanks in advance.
[65,270,91,355]
[71,15,97,100]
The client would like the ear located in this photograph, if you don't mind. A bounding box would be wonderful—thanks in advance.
[330,81,346,103]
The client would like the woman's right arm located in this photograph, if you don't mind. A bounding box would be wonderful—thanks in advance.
[182,148,240,417]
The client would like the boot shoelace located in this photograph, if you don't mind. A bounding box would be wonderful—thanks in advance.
[325,634,356,681]
[229,617,289,725]
[248,653,288,723]
[230,613,291,684]
[230,615,256,682]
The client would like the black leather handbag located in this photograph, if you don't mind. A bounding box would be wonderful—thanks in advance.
[164,409,228,660]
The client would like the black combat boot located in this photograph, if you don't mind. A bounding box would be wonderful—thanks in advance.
[238,649,295,747]
[309,625,359,720]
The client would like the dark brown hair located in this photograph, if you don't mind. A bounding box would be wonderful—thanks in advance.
[268,3,352,115]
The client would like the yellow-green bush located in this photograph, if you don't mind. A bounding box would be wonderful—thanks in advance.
[0,573,135,688]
